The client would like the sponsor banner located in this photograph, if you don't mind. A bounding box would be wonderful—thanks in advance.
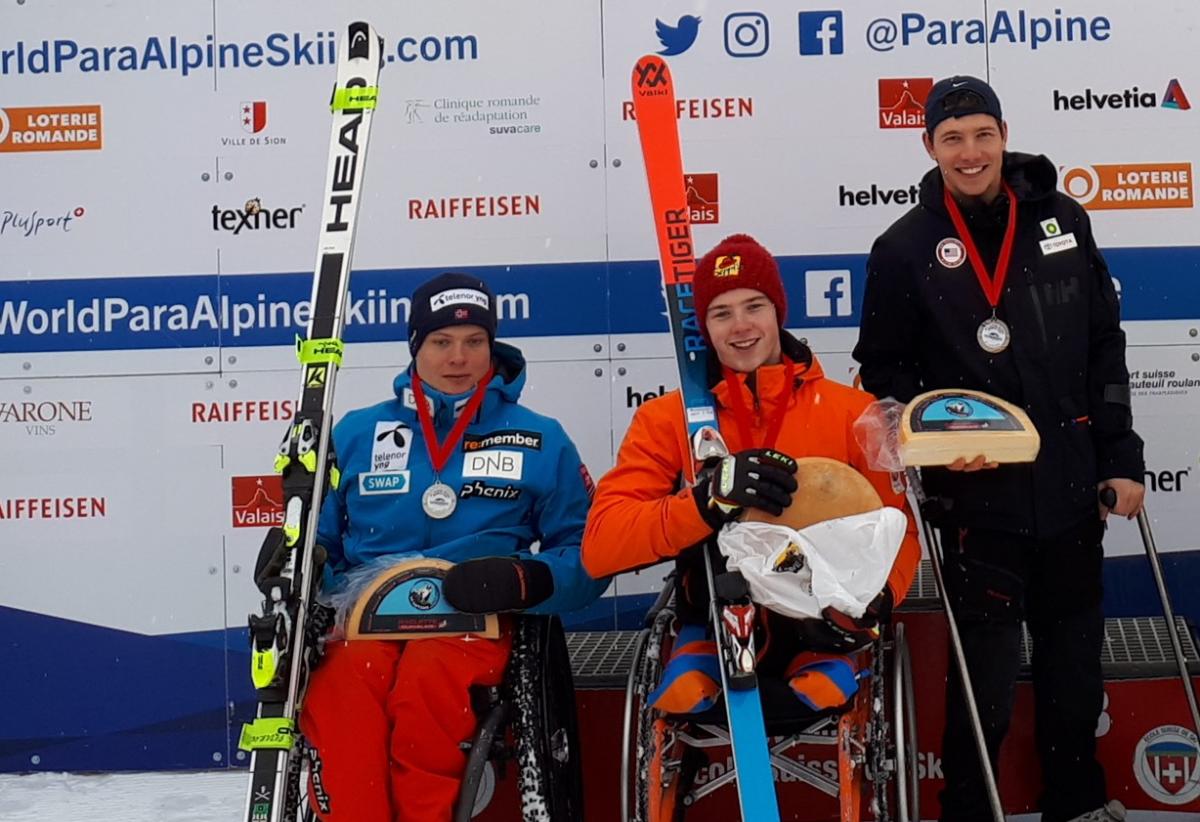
[360,471,411,495]
[462,430,542,451]
[1130,367,1200,401]
[0,265,569,353]
[0,32,478,78]
[212,199,304,234]
[462,449,524,481]
[0,398,93,437]
[838,184,919,208]
[231,475,283,527]
[221,100,287,149]
[403,93,543,137]
[1,206,85,239]
[620,96,753,121]
[407,195,540,221]
[1053,79,1191,112]
[371,421,412,471]
[192,400,294,423]
[0,495,106,519]
[1062,163,1193,210]
[863,9,1112,53]
[0,105,101,152]
[878,78,932,129]
[1,248,1198,353]
[684,173,718,224]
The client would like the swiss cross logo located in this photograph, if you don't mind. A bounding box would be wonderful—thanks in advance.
[684,172,719,224]
[1134,725,1200,804]
[232,475,284,528]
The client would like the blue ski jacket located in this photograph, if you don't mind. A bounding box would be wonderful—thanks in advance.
[316,342,607,615]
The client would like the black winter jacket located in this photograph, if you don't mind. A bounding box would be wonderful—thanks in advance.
[853,152,1144,537]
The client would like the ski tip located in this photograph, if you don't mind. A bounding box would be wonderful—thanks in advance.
[346,22,374,60]
[341,21,385,69]
[632,54,671,96]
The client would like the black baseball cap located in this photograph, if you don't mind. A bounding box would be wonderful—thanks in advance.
[924,75,1003,135]
[408,272,498,356]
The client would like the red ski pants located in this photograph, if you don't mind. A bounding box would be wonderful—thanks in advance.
[299,628,513,822]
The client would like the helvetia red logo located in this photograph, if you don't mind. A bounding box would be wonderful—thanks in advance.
[232,475,284,528]
[878,78,932,129]
[684,173,719,224]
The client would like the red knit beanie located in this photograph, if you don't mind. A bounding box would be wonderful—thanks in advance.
[693,233,787,339]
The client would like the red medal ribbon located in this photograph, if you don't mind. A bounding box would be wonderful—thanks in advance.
[411,368,494,474]
[943,181,1018,309]
[721,358,795,451]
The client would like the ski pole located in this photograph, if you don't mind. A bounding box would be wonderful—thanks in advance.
[1100,487,1200,737]
[907,468,1005,822]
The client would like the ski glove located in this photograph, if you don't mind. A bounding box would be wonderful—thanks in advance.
[253,527,327,597]
[692,448,799,529]
[442,557,554,614]
[819,587,895,651]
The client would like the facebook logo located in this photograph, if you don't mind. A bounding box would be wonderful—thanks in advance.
[805,269,852,317]
[798,10,843,55]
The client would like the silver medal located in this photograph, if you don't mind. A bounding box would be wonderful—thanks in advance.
[421,481,458,519]
[977,317,1011,354]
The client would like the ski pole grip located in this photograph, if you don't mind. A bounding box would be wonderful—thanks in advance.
[1099,487,1118,509]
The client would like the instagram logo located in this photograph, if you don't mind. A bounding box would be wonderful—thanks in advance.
[724,12,769,57]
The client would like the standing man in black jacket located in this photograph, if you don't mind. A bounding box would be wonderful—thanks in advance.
[854,76,1145,822]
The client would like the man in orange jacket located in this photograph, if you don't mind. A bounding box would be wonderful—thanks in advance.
[583,233,921,714]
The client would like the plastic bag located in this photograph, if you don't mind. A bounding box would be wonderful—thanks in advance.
[717,508,907,620]
[852,398,906,473]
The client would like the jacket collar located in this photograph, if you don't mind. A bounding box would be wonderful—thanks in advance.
[390,341,527,427]
[710,332,824,412]
[918,151,1059,217]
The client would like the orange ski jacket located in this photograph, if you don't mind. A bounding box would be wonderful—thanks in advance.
[583,347,920,605]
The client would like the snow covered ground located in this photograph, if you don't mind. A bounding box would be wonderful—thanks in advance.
[0,770,1193,821]
[0,771,245,822]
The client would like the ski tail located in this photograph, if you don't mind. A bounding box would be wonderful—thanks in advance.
[240,22,383,822]
[630,53,782,822]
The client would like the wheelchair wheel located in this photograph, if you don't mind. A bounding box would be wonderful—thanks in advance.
[837,675,871,822]
[625,606,677,822]
[511,616,584,822]
[889,621,920,822]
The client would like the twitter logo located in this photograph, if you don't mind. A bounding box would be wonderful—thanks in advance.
[656,15,702,56]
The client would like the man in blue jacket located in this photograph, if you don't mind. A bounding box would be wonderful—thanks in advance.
[297,272,606,822]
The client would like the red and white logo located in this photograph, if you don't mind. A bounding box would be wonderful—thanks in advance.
[685,173,719,224]
[936,237,966,268]
[241,101,267,134]
[1134,725,1200,804]
[232,475,284,528]
[878,78,932,129]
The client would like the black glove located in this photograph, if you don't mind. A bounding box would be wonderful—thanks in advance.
[818,587,895,651]
[253,527,327,597]
[442,557,554,614]
[692,448,799,528]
